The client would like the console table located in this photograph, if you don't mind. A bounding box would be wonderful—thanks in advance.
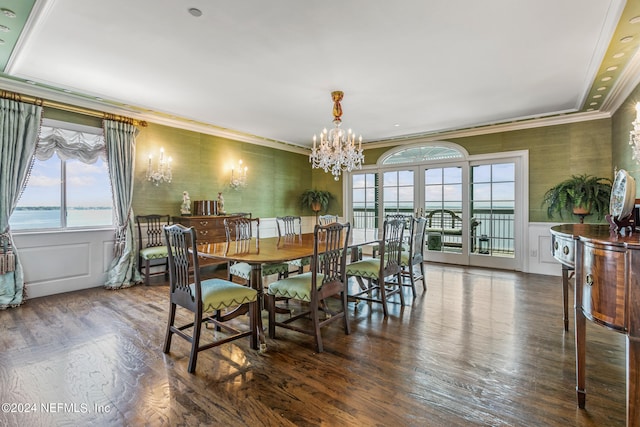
[550,223,640,426]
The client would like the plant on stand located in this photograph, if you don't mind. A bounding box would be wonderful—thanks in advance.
[300,189,333,223]
[542,173,612,222]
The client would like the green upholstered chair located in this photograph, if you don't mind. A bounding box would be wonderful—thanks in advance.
[266,221,352,352]
[400,216,427,297]
[345,218,405,317]
[276,215,310,274]
[162,224,258,374]
[136,214,171,285]
[371,213,412,258]
[224,217,290,285]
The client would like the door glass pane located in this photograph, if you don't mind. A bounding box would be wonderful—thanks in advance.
[352,172,378,242]
[471,162,515,257]
[424,166,463,253]
[383,170,414,217]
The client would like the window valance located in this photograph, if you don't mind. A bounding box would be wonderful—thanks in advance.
[36,126,106,163]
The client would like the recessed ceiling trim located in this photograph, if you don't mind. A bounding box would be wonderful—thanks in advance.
[574,0,627,112]
[601,47,640,113]
[4,0,50,74]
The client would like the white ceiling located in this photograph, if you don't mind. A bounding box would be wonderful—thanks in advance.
[3,0,639,149]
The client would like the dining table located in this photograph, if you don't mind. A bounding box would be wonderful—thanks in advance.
[195,231,378,351]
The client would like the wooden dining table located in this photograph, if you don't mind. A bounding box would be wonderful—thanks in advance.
[195,232,378,351]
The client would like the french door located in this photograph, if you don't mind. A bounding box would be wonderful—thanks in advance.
[347,150,525,271]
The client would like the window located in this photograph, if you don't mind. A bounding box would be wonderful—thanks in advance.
[10,121,113,231]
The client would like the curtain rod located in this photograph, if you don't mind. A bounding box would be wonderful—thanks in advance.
[0,90,148,127]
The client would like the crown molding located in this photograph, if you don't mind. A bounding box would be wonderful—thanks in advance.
[0,76,310,155]
[363,110,612,150]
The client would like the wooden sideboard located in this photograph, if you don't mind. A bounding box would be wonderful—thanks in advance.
[172,215,240,266]
[550,223,640,426]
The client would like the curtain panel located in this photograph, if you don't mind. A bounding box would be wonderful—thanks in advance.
[103,120,141,289]
[0,99,42,309]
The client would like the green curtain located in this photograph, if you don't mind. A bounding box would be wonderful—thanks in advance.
[104,120,141,288]
[0,99,42,309]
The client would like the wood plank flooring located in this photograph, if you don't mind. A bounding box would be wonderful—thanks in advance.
[0,264,628,426]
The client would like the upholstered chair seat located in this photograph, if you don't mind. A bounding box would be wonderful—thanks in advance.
[192,278,257,311]
[345,218,406,317]
[266,222,352,352]
[163,224,259,374]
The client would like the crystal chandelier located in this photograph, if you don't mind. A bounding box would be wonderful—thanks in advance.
[630,102,640,162]
[310,91,364,180]
[146,147,172,186]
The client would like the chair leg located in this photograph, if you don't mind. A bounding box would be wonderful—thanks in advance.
[420,263,426,291]
[144,259,151,285]
[187,311,203,374]
[342,290,351,335]
[311,300,323,353]
[250,300,259,350]
[267,294,277,338]
[408,267,417,298]
[378,279,389,317]
[163,303,177,353]
[397,273,405,306]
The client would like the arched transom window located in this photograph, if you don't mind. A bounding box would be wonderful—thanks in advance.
[380,143,466,165]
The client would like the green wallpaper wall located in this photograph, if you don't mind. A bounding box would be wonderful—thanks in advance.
[362,119,613,223]
[46,80,640,225]
[612,83,640,180]
[133,122,342,218]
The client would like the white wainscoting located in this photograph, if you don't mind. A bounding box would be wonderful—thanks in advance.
[527,222,563,277]
[13,229,115,299]
[13,218,562,299]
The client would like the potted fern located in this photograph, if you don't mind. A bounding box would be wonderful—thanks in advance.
[300,189,333,213]
[542,174,612,220]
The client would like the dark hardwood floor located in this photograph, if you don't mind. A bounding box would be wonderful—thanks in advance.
[0,263,627,426]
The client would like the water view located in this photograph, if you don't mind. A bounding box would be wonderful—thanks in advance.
[10,207,113,230]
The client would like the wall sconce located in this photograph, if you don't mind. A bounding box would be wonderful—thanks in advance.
[230,159,248,190]
[147,147,172,186]
[629,102,640,163]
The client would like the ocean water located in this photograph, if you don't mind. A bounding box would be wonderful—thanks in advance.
[10,208,113,230]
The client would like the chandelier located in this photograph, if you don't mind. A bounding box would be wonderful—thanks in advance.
[630,102,640,163]
[310,91,364,180]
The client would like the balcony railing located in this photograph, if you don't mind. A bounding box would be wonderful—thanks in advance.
[351,208,515,256]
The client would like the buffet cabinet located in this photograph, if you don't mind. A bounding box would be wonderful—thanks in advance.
[550,223,640,426]
[172,215,239,266]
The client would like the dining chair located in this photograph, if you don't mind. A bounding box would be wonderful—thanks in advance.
[317,214,339,225]
[266,221,352,352]
[224,217,290,285]
[162,223,258,374]
[136,214,171,285]
[318,214,362,261]
[371,214,411,259]
[276,215,311,275]
[400,216,427,297]
[345,218,405,317]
